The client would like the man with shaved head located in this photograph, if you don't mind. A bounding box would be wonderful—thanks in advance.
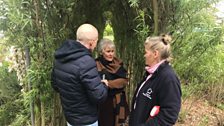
[76,24,99,52]
[51,24,108,126]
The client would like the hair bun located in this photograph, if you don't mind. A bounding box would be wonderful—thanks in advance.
[161,34,172,45]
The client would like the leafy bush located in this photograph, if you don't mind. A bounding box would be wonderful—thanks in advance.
[104,23,114,36]
[0,63,26,126]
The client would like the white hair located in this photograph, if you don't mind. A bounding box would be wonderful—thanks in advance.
[98,38,115,54]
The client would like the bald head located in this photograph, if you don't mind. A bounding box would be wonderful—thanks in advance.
[76,24,99,52]
[76,24,98,42]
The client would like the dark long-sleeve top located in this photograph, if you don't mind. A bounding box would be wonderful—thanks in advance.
[129,62,182,126]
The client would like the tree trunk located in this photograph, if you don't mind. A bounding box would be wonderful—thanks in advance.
[51,92,66,126]
[25,47,35,126]
[32,0,45,125]
[41,100,45,126]
[152,0,159,35]
[35,98,41,126]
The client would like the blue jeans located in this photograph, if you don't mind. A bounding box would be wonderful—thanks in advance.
[67,121,98,126]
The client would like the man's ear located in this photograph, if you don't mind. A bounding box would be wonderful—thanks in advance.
[89,41,93,47]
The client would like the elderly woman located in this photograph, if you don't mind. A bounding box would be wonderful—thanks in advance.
[129,35,182,126]
[96,38,129,126]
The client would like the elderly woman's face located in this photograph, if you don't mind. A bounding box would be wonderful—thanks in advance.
[102,46,115,61]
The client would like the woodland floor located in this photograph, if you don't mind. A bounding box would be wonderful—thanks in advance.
[175,97,224,126]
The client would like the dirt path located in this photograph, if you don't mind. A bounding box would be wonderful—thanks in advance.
[175,97,224,126]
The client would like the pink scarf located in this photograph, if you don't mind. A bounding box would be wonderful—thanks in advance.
[145,60,166,74]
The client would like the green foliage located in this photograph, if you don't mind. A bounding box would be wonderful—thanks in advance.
[0,63,20,101]
[0,63,28,126]
[2,0,32,47]
[128,0,139,7]
[0,98,29,126]
[103,23,114,36]
[170,0,224,83]
[132,10,149,76]
[9,114,29,126]
[1,0,61,124]
[134,10,149,42]
[165,0,224,117]
[181,81,204,100]
[1,0,224,125]
[123,10,150,103]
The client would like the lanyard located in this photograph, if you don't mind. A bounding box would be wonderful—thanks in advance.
[134,74,152,109]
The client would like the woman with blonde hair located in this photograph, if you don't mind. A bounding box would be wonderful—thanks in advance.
[129,34,182,126]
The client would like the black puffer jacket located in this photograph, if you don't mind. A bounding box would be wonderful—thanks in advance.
[51,40,108,125]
